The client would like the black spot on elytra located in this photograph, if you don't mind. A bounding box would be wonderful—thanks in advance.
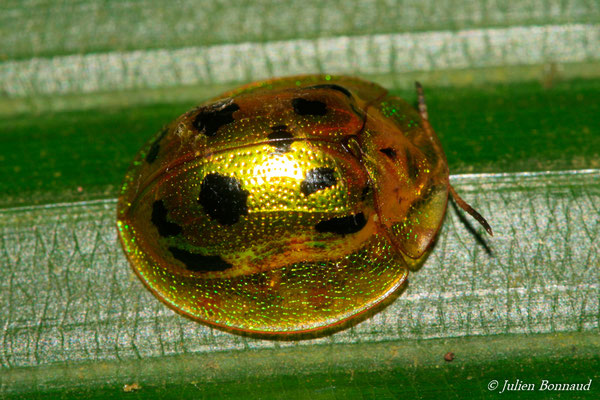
[168,247,232,272]
[151,200,182,237]
[380,147,397,160]
[145,128,169,164]
[267,125,294,153]
[361,186,370,201]
[405,148,420,180]
[300,167,337,196]
[198,173,249,226]
[193,101,240,137]
[292,98,327,116]
[315,213,367,235]
[306,84,352,98]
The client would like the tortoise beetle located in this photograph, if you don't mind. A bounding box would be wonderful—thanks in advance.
[117,75,492,335]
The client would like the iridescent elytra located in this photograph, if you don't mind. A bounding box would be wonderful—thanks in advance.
[117,75,492,335]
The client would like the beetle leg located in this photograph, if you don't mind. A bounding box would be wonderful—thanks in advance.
[448,185,494,236]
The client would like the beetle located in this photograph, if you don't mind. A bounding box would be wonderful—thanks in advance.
[117,75,492,335]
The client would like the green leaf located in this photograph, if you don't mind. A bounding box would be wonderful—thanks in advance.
[1,0,599,398]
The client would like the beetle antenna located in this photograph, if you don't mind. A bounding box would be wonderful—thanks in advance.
[415,81,429,121]
[417,81,493,236]
[448,185,493,236]
[415,81,438,142]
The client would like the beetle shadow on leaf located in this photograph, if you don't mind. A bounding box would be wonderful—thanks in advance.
[449,200,494,256]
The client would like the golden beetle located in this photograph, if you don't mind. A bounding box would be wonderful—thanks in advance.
[117,75,492,335]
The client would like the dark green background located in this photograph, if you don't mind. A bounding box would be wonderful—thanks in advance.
[3,79,598,208]
[1,0,599,398]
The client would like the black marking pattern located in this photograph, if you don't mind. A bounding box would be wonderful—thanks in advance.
[350,103,365,118]
[168,247,232,272]
[405,148,420,180]
[300,167,337,196]
[292,98,327,116]
[151,200,182,237]
[361,186,370,201]
[315,213,367,235]
[267,125,294,153]
[193,101,240,137]
[145,127,169,164]
[306,84,352,98]
[198,173,249,226]
[379,147,397,159]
